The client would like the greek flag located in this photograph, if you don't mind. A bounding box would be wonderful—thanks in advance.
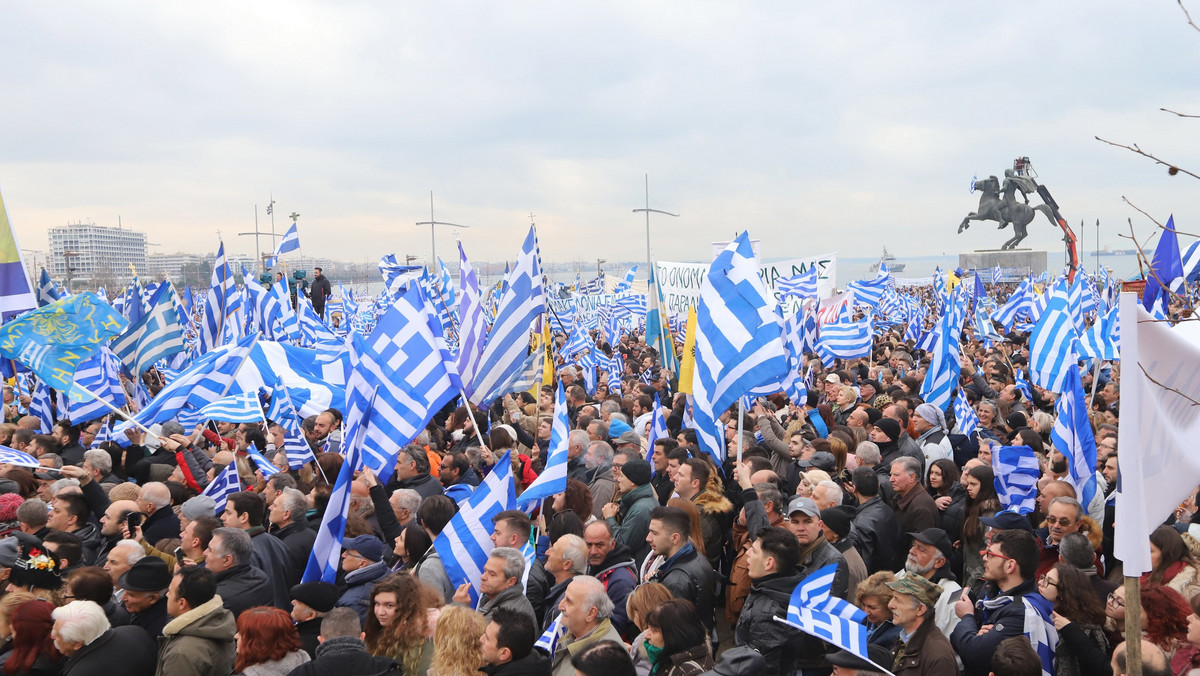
[197,391,264,424]
[561,322,591,358]
[302,413,364,584]
[433,450,516,604]
[1029,287,1079,394]
[921,291,966,411]
[29,379,53,433]
[612,265,638,293]
[816,317,873,360]
[992,265,1003,284]
[0,447,40,468]
[602,351,623,396]
[992,445,1040,514]
[846,272,889,308]
[246,446,281,477]
[268,277,303,344]
[974,313,1004,345]
[265,385,317,469]
[1051,367,1099,509]
[645,392,668,465]
[68,348,126,424]
[1142,214,1185,314]
[378,255,423,296]
[614,293,647,318]
[273,221,301,257]
[1014,369,1034,402]
[692,232,788,462]
[954,389,979,436]
[776,564,876,671]
[0,293,127,393]
[455,243,488,399]
[123,333,258,429]
[577,275,605,295]
[778,268,819,301]
[1078,304,1120,361]
[470,226,545,405]
[534,615,564,656]
[110,282,186,374]
[203,462,244,514]
[780,312,810,407]
[516,382,569,511]
[343,282,461,483]
[36,269,59,308]
[992,277,1033,330]
[198,242,235,354]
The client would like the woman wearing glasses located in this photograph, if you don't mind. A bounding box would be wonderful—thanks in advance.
[1040,563,1108,676]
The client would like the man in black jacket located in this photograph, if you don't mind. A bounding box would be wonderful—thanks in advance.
[310,267,332,318]
[785,496,849,599]
[205,527,273,619]
[268,488,317,581]
[388,445,444,500]
[51,600,158,676]
[847,466,902,574]
[647,506,716,634]
[289,581,338,660]
[287,607,401,676]
[735,526,806,676]
[223,491,294,608]
[481,608,550,676]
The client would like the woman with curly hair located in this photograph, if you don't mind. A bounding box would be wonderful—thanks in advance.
[427,605,487,676]
[233,606,310,676]
[364,573,437,675]
[1147,525,1200,603]
[1041,563,1108,676]
[856,571,901,649]
[0,600,62,676]
[551,479,595,525]
[1140,582,1200,676]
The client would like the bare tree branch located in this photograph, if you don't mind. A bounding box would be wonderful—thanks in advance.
[1122,197,1167,229]
[1180,0,1200,33]
[1140,361,1200,406]
[1162,107,1200,118]
[1095,136,1200,181]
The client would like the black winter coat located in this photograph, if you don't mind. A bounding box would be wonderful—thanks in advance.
[851,495,903,573]
[734,570,807,676]
[285,636,400,676]
[214,564,274,619]
[652,544,716,633]
[62,627,156,676]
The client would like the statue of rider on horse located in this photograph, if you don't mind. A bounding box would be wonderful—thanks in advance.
[957,156,1059,250]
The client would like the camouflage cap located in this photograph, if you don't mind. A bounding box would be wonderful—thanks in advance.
[886,573,943,609]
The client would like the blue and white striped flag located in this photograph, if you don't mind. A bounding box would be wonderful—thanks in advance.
[246,446,281,477]
[534,614,564,656]
[273,221,301,257]
[954,389,979,436]
[1014,369,1034,402]
[992,445,1040,514]
[0,447,41,468]
[1029,288,1079,394]
[692,232,788,463]
[68,348,126,424]
[123,334,257,430]
[1078,304,1120,362]
[433,450,516,604]
[992,277,1034,330]
[30,379,54,433]
[1142,214,1184,314]
[921,290,966,412]
[776,564,877,671]
[343,282,462,483]
[612,265,638,293]
[110,282,186,374]
[991,265,1002,285]
[379,255,423,296]
[302,409,364,584]
[470,226,544,405]
[36,269,59,308]
[454,242,488,399]
[1051,367,1099,510]
[645,392,668,465]
[203,462,244,514]
[778,268,819,301]
[816,317,873,361]
[561,322,591,358]
[197,391,264,424]
[516,382,569,511]
[265,385,317,469]
[781,312,810,407]
[198,242,235,354]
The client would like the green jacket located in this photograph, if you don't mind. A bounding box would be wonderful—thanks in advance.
[156,595,236,676]
[607,483,657,565]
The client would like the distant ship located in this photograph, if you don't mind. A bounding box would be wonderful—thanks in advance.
[870,247,906,273]
[1092,245,1137,256]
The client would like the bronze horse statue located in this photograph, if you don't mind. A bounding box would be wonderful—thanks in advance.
[957,175,1058,249]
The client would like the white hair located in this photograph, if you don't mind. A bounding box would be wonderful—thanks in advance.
[816,480,843,506]
[113,540,146,566]
[555,534,587,575]
[51,601,110,646]
[571,575,614,620]
[390,489,420,515]
[83,450,112,475]
[139,482,171,509]
[49,478,81,497]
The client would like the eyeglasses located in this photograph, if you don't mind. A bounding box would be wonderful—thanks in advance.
[1037,574,1058,588]
[1107,592,1125,608]
[342,551,367,560]
[980,548,1015,563]
[1044,517,1076,528]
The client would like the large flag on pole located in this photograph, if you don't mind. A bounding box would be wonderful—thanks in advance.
[992,445,1040,514]
[1051,366,1099,512]
[515,382,568,511]
[110,282,185,374]
[0,293,127,392]
[0,187,38,321]
[273,221,301,257]
[198,241,235,354]
[68,347,127,423]
[432,450,516,603]
[302,402,365,584]
[455,241,488,399]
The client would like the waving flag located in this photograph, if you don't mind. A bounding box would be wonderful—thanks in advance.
[36,269,59,308]
[123,333,258,429]
[433,450,516,603]
[645,392,669,466]
[379,255,423,295]
[68,348,126,423]
[265,385,317,470]
[612,265,638,293]
[775,564,879,672]
[30,379,54,433]
[454,242,488,398]
[0,293,127,393]
[517,382,569,510]
[992,265,1003,285]
[198,242,235,354]
[273,221,301,257]
[992,445,1040,514]
[954,389,979,436]
[1142,215,1184,316]
[778,268,820,301]
[692,232,788,463]
[470,226,545,405]
[0,188,38,321]
[302,412,363,584]
[246,446,281,477]
[1029,288,1079,394]
[1078,304,1120,362]
[921,290,966,411]
[110,282,185,374]
[992,277,1034,330]
[816,317,873,361]
[534,615,563,657]
[197,391,264,424]
[203,462,245,514]
[0,447,40,468]
[1051,367,1099,510]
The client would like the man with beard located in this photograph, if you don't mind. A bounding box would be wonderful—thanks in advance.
[899,528,962,638]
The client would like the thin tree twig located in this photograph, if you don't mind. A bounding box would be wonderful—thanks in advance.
[1161,107,1200,118]
[1140,362,1200,406]
[1095,136,1200,181]
[1180,0,1200,33]
[1121,196,1200,238]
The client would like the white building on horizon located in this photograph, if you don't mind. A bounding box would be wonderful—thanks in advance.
[48,221,148,284]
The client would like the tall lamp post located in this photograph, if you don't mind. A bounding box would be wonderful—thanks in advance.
[632,174,679,366]
[415,191,469,267]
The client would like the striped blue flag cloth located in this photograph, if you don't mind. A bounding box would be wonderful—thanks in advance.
[775,564,878,671]
[534,615,564,657]
[1014,369,1034,402]
[265,385,317,469]
[816,317,873,361]
[645,392,668,465]
[1051,367,1099,510]
[343,282,462,483]
[561,322,591,358]
[302,412,364,584]
[614,293,647,317]
[123,333,257,430]
[991,277,1033,330]
[432,450,516,604]
[921,289,967,412]
[992,444,1040,514]
[197,391,264,424]
[36,269,59,308]
[0,447,41,468]
[110,282,186,374]
[379,255,423,296]
[470,226,545,405]
[692,232,789,463]
[992,265,1003,284]
[778,268,819,301]
[273,221,301,257]
[68,348,126,424]
[781,312,810,407]
[246,446,281,477]
[1029,288,1079,394]
[577,275,605,295]
[954,389,979,436]
[612,265,638,293]
[516,382,569,511]
[30,379,54,433]
[1078,304,1120,362]
[203,462,244,514]
[454,242,488,399]
[198,242,235,354]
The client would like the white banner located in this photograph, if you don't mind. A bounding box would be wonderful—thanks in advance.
[656,253,837,316]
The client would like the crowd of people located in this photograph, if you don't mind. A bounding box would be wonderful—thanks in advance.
[0,297,1185,676]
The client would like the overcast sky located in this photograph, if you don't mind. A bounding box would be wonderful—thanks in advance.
[2,1,1199,271]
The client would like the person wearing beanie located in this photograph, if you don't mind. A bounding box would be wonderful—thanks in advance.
[0,492,24,538]
[601,458,657,567]
[290,581,339,659]
[869,418,903,479]
[822,505,868,596]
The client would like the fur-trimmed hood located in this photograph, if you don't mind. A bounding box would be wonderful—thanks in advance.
[694,488,733,516]
[162,595,235,639]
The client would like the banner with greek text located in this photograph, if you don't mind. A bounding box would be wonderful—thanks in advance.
[655,254,838,316]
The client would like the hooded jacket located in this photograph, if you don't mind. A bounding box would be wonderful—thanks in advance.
[606,483,656,566]
[285,636,400,676]
[337,560,391,624]
[691,489,734,572]
[214,563,273,619]
[156,595,237,676]
[587,543,638,638]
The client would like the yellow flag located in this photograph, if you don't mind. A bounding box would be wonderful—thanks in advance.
[540,317,553,390]
[677,306,699,394]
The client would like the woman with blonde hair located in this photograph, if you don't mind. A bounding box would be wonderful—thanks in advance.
[856,571,901,648]
[640,499,706,583]
[626,583,675,676]
[0,594,33,657]
[428,605,487,676]
[363,573,438,675]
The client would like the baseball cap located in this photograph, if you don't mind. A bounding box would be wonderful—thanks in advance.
[886,574,944,609]
[909,528,954,562]
[341,535,386,563]
[824,374,841,384]
[799,451,837,473]
[786,496,820,518]
[979,510,1035,533]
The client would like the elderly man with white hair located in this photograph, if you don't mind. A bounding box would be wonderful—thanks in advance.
[137,482,180,544]
[550,576,623,676]
[51,600,157,676]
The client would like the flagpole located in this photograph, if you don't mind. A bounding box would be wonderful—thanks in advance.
[187,335,260,448]
[74,384,158,440]
[736,398,745,464]
[459,388,489,450]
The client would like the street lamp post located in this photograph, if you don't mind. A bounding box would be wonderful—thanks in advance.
[415,191,469,267]
[631,174,679,367]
